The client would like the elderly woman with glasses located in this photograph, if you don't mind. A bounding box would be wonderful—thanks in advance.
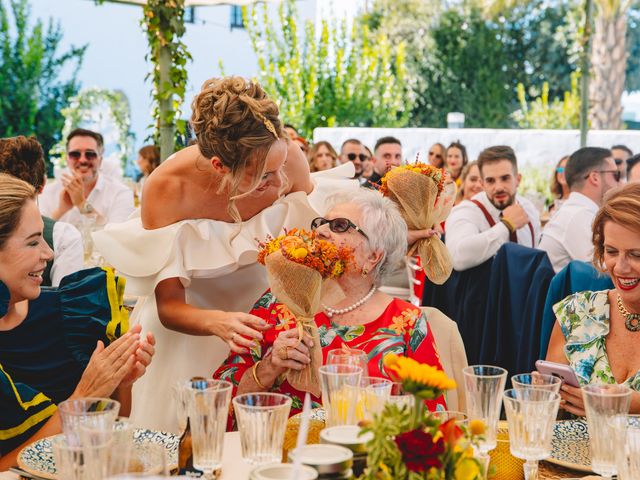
[214,188,447,416]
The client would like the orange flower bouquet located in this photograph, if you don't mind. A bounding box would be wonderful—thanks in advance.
[258,229,352,396]
[380,160,456,285]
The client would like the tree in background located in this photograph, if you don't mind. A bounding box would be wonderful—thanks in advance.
[0,0,85,173]
[243,0,409,139]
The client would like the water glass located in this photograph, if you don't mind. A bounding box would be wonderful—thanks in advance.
[233,393,292,465]
[463,365,507,454]
[319,364,362,427]
[387,382,413,411]
[52,435,109,480]
[356,377,392,422]
[326,348,368,375]
[583,384,631,479]
[80,417,134,476]
[503,388,561,480]
[616,416,640,479]
[58,398,120,446]
[432,410,469,426]
[186,380,232,479]
[512,373,561,394]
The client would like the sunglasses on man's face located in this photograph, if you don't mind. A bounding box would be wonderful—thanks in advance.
[585,169,622,182]
[68,150,99,161]
[347,153,369,162]
[429,151,443,160]
[614,158,626,166]
[310,216,368,239]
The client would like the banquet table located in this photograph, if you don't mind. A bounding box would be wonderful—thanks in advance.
[0,432,603,479]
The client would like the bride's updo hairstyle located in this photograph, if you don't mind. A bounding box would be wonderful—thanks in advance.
[191,76,286,219]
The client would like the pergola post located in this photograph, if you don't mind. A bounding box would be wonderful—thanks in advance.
[158,44,175,162]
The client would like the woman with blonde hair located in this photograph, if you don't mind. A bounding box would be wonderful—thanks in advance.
[455,161,483,205]
[93,76,357,431]
[308,140,338,172]
[547,183,640,415]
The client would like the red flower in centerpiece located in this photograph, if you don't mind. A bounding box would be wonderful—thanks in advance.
[438,418,464,446]
[394,428,445,472]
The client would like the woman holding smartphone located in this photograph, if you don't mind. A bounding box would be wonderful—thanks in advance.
[546,182,640,415]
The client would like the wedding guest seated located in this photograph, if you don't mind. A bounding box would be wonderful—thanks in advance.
[365,136,403,187]
[454,161,483,205]
[540,147,619,273]
[444,141,468,186]
[39,128,135,228]
[308,141,337,172]
[0,136,83,286]
[547,183,640,415]
[214,189,447,417]
[446,145,541,271]
[428,143,445,168]
[628,154,640,183]
[0,174,154,468]
[548,156,570,214]
[612,144,633,182]
[136,144,161,199]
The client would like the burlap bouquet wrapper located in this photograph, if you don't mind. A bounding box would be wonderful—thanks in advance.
[386,172,456,285]
[265,251,324,397]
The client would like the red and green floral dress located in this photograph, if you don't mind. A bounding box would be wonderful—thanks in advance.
[213,292,447,419]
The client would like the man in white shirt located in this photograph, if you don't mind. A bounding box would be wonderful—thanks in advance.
[39,128,135,228]
[540,147,620,272]
[446,145,541,271]
[0,135,84,286]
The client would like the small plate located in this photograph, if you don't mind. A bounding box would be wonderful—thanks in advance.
[17,428,179,480]
[547,419,592,473]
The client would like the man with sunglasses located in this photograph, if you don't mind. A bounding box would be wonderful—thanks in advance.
[39,128,135,228]
[540,147,620,272]
[338,138,368,179]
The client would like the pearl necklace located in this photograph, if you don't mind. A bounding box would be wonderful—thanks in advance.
[323,285,377,318]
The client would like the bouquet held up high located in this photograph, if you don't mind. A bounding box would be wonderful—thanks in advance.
[380,159,456,285]
[257,229,352,397]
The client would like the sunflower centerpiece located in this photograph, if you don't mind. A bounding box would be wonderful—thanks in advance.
[359,354,485,480]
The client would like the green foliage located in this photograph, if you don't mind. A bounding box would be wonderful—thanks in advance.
[0,0,85,173]
[50,87,134,171]
[141,0,191,146]
[511,72,581,129]
[243,0,410,139]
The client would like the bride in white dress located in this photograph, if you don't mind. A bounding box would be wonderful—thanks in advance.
[93,77,356,432]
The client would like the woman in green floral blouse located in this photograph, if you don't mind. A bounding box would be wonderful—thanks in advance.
[547,183,640,415]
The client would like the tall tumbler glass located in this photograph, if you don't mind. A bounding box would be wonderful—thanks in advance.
[357,377,392,422]
[326,349,369,375]
[52,435,110,480]
[583,384,631,479]
[503,388,561,479]
[511,373,562,394]
[186,380,232,479]
[616,416,640,479]
[319,364,362,427]
[463,365,508,478]
[58,398,120,447]
[233,393,292,465]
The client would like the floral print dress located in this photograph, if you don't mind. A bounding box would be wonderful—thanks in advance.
[214,292,447,418]
[554,290,640,390]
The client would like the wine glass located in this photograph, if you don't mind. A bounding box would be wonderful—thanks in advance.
[186,380,232,479]
[583,384,631,479]
[326,348,368,375]
[503,388,561,479]
[463,365,507,478]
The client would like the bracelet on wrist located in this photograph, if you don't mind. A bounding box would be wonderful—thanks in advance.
[252,360,268,390]
[500,217,516,234]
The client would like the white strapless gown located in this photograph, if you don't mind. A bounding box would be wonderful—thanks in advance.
[93,164,357,433]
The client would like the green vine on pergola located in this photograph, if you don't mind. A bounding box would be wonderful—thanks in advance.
[142,0,192,161]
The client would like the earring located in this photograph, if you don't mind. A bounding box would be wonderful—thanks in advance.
[361,268,369,277]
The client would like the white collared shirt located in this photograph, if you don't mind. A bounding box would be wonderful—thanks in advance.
[51,221,84,286]
[539,191,599,273]
[445,191,542,271]
[39,173,135,228]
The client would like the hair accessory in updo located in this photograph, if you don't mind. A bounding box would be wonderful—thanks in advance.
[255,112,278,139]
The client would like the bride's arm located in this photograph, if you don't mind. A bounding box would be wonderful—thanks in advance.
[154,278,270,353]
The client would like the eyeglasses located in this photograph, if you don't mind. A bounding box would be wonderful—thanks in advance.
[310,217,368,239]
[614,158,626,166]
[584,169,621,182]
[68,150,98,161]
[347,153,369,162]
[429,151,443,159]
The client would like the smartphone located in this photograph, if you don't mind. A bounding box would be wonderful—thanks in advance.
[534,360,581,388]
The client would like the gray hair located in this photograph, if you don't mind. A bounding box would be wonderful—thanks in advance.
[325,188,408,281]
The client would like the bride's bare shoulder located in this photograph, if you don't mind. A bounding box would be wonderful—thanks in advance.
[140,147,197,229]
[285,141,313,194]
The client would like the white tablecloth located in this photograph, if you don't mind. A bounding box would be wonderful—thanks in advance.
[1,432,254,480]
